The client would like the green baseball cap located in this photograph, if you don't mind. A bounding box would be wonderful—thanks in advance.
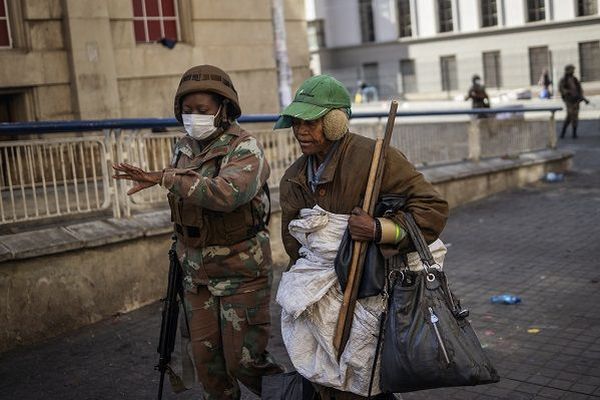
[274,75,352,129]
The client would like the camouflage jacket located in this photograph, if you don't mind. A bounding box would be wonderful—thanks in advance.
[162,123,272,296]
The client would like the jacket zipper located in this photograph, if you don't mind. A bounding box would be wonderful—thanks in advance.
[428,306,451,365]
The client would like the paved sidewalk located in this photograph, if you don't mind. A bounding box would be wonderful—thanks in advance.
[0,132,599,400]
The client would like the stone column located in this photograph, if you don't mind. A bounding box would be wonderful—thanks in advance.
[548,111,557,149]
[468,118,481,162]
[63,0,121,119]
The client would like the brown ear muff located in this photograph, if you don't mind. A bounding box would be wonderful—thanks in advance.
[322,109,349,141]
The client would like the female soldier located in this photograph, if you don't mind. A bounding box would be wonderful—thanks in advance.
[113,64,282,400]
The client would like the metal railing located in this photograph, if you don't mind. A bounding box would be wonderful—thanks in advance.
[0,106,560,224]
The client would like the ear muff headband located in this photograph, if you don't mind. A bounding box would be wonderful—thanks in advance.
[322,109,349,141]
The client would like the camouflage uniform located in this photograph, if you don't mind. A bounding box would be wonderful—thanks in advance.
[558,69,586,139]
[162,122,282,399]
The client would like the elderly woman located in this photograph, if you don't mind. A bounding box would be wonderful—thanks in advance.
[113,64,282,399]
[274,75,449,399]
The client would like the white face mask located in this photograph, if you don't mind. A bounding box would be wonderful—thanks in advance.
[182,106,221,140]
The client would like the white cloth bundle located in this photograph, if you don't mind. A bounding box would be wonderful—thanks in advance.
[277,205,447,395]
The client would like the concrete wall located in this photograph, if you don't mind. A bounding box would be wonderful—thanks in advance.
[322,0,361,47]
[458,0,480,32]
[373,0,398,42]
[0,1,73,121]
[0,235,171,352]
[0,0,311,121]
[416,0,438,37]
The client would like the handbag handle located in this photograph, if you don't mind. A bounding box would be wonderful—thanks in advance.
[401,212,436,268]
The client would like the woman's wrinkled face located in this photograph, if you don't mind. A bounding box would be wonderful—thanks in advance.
[291,117,332,156]
[181,92,220,116]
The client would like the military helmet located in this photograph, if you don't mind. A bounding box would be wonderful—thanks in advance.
[173,65,241,122]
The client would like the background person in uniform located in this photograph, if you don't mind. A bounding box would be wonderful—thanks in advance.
[113,64,282,399]
[465,74,490,117]
[275,75,448,399]
[558,64,590,139]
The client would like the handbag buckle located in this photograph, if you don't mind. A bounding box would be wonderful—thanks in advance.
[422,261,437,282]
[388,270,404,284]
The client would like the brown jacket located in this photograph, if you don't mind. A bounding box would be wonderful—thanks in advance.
[279,132,449,263]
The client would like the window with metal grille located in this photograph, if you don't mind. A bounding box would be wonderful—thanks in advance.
[482,51,502,88]
[363,62,380,91]
[438,0,453,33]
[527,0,545,22]
[577,0,598,16]
[132,0,180,43]
[359,0,375,43]
[528,46,550,85]
[397,0,412,37]
[480,0,498,27]
[307,19,325,51]
[0,0,11,48]
[579,41,600,82]
[400,59,417,93]
[440,55,457,91]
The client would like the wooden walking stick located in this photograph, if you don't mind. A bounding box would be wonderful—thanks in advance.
[333,100,399,359]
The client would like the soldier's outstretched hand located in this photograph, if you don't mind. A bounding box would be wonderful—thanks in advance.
[112,162,163,195]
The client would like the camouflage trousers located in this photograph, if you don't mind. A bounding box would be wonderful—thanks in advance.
[566,101,580,123]
[186,282,283,399]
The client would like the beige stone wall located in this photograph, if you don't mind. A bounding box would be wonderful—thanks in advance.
[113,0,310,117]
[0,0,73,121]
[0,0,310,121]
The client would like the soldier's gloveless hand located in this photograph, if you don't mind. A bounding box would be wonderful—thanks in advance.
[112,162,163,195]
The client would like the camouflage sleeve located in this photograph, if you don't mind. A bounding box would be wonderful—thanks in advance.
[162,137,270,212]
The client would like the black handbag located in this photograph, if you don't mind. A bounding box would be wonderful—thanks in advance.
[335,194,406,299]
[377,212,499,393]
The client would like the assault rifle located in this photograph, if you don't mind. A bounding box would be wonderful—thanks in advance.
[156,241,189,400]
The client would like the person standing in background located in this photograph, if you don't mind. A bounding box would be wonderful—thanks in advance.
[538,68,553,99]
[559,64,589,139]
[465,74,490,117]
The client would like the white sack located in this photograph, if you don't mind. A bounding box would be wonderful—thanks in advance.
[277,205,447,396]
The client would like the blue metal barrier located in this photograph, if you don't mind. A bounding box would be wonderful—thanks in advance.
[0,106,561,134]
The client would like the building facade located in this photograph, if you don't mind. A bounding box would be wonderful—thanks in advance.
[307,0,600,99]
[0,0,310,122]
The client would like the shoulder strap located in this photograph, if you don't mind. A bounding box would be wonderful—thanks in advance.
[402,212,436,267]
[262,182,271,226]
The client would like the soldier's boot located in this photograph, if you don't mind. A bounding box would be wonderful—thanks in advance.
[560,122,568,139]
[572,123,578,139]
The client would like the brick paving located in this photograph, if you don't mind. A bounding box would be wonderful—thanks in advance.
[1,130,599,400]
